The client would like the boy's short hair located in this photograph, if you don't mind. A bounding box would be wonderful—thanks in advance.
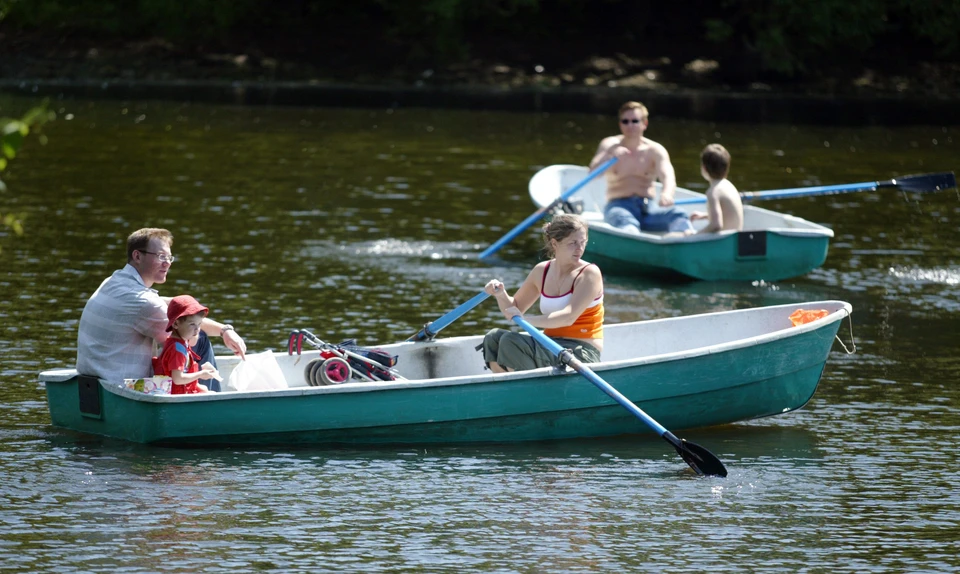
[619,101,649,120]
[701,143,731,180]
[126,228,173,261]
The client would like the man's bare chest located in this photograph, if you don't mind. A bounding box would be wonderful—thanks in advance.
[612,150,656,176]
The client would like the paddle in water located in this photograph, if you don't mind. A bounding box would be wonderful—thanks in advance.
[479,157,618,259]
[407,290,492,342]
[674,171,957,205]
[513,316,728,478]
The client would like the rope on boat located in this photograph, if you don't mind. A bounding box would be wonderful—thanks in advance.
[835,311,857,355]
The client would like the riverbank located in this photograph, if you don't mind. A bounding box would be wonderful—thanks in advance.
[3,32,960,125]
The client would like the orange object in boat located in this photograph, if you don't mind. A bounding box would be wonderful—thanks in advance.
[789,309,829,326]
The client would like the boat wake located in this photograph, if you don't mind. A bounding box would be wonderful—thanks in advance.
[888,265,960,286]
[349,238,478,260]
[812,265,960,313]
[299,238,530,292]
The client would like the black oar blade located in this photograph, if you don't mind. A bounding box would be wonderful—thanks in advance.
[896,171,957,193]
[675,439,728,478]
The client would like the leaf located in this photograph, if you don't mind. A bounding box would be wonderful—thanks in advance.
[2,120,26,136]
[21,103,54,127]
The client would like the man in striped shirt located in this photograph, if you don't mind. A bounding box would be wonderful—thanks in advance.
[76,228,246,388]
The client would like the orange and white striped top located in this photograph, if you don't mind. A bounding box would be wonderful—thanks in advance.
[539,262,604,339]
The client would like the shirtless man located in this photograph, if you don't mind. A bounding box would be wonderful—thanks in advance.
[589,101,693,234]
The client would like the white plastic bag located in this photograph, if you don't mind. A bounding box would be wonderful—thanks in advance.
[223,351,288,392]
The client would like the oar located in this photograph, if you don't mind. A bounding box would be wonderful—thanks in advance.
[512,316,728,478]
[479,157,618,259]
[674,171,957,205]
[407,291,491,342]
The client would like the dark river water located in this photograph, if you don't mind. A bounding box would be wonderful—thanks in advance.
[1,94,958,573]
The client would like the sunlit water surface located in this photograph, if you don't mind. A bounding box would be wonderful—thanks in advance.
[1,96,958,572]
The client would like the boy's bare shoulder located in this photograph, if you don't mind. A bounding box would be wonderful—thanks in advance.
[710,179,740,199]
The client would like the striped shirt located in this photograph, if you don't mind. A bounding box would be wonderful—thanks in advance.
[76,264,169,383]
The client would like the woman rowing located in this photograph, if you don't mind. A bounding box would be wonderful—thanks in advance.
[480,214,604,372]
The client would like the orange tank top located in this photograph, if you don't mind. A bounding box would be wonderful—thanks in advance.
[540,262,604,339]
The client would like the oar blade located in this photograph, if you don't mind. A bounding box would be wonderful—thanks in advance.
[675,439,728,478]
[895,171,957,193]
[512,316,729,478]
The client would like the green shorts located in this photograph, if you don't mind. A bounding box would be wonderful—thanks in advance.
[480,328,601,372]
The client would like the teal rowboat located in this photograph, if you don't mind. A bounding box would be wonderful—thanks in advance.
[41,300,852,446]
[529,165,835,281]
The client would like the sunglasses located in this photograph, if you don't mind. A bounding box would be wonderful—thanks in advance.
[620,118,642,125]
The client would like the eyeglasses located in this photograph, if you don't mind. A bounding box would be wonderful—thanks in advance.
[138,250,175,264]
[620,118,642,125]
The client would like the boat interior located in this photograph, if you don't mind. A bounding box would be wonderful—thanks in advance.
[529,165,834,239]
[213,300,850,389]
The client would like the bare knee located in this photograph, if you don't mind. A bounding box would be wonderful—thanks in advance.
[489,361,512,373]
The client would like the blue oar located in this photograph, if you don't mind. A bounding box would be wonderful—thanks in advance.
[513,316,728,478]
[407,291,491,342]
[479,157,618,259]
[674,171,956,206]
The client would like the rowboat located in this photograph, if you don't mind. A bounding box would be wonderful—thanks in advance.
[40,300,852,446]
[528,164,835,281]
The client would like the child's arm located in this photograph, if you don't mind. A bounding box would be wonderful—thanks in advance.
[170,367,217,387]
[695,189,724,234]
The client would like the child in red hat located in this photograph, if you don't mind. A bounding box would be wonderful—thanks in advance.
[156,295,219,394]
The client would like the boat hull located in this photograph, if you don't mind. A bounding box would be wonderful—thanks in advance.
[588,226,830,281]
[42,301,850,446]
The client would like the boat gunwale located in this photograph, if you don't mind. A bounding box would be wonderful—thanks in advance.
[585,221,835,243]
[39,300,852,403]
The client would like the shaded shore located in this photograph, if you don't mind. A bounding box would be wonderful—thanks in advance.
[3,77,960,126]
[2,34,959,125]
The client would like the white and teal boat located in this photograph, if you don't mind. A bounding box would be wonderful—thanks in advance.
[529,164,835,281]
[41,300,852,446]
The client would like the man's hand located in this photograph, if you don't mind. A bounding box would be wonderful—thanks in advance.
[223,329,247,360]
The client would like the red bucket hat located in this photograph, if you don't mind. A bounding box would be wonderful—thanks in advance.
[165,295,209,332]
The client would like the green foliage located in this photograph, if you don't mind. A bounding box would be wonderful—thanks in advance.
[706,0,890,76]
[0,0,15,21]
[898,0,960,56]
[370,0,540,63]
[4,0,545,63]
[0,101,55,252]
[2,0,959,76]
[3,0,258,41]
[706,0,960,77]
